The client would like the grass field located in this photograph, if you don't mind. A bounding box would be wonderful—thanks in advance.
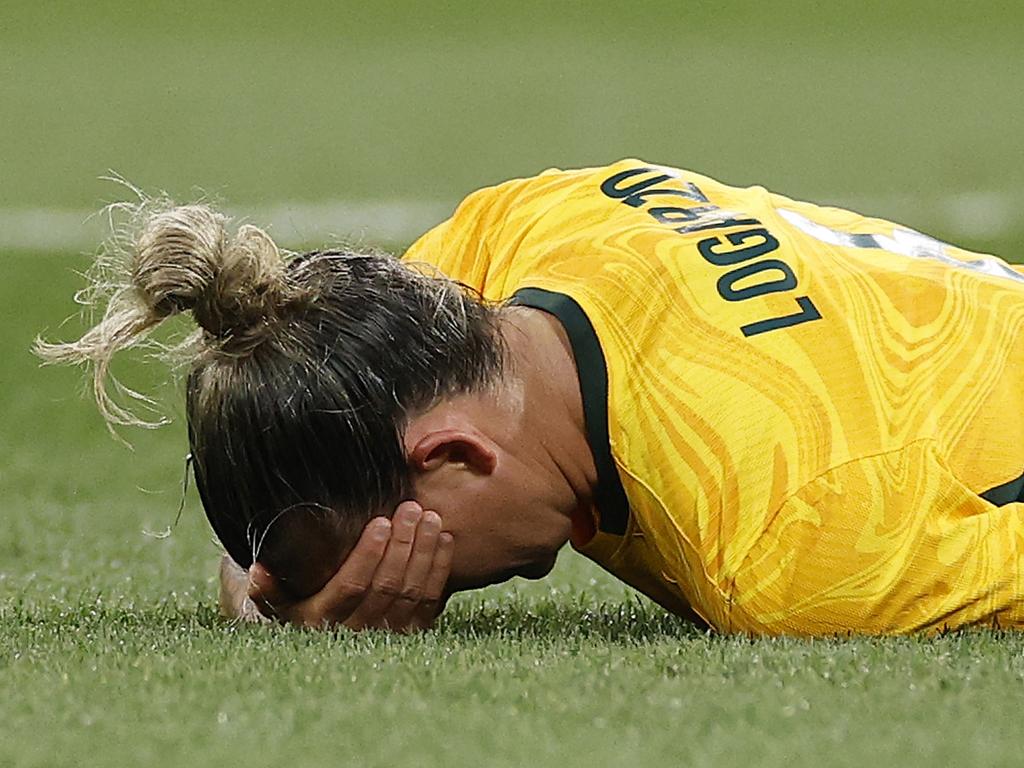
[3,3,1024,766]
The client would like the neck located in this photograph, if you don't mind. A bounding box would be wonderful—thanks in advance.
[498,306,599,518]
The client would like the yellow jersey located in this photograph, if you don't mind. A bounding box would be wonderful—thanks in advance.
[402,159,1024,636]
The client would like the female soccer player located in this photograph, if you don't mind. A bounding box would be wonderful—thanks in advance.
[39,160,1024,636]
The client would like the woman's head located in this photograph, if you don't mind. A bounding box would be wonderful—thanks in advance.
[37,200,505,597]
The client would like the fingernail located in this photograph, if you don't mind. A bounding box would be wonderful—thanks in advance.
[372,518,391,541]
[423,510,440,527]
[399,505,421,526]
[439,532,453,545]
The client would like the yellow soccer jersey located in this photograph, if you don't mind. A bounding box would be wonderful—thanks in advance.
[402,159,1024,636]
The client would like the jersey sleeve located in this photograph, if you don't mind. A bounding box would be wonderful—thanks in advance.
[727,439,1024,635]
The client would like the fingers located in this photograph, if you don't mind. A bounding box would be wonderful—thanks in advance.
[246,561,293,619]
[344,501,424,629]
[411,531,454,630]
[216,555,272,624]
[249,516,391,627]
[242,502,453,633]
[377,509,442,629]
[297,515,392,626]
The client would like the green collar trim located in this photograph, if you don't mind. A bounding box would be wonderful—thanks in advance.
[509,287,630,535]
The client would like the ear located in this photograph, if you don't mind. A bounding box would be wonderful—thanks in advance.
[408,428,497,476]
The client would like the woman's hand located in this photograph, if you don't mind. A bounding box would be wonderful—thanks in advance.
[219,551,271,624]
[219,501,453,631]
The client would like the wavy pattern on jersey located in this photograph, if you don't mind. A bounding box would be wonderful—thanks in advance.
[821,257,982,444]
[404,159,1024,634]
[786,221,1024,489]
[729,440,1024,634]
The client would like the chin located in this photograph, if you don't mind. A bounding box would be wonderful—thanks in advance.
[449,553,558,593]
[518,551,558,580]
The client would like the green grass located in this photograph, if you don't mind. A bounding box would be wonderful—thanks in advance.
[8,601,1024,768]
[4,2,1024,766]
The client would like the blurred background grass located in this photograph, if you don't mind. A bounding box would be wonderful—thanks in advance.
[3,1,1023,249]
[2,3,1024,766]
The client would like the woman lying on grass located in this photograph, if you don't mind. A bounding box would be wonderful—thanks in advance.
[39,160,1024,636]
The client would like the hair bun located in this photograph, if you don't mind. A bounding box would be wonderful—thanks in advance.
[132,205,289,345]
[35,197,301,429]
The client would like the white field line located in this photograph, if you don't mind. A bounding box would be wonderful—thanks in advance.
[0,200,457,253]
[0,191,1019,253]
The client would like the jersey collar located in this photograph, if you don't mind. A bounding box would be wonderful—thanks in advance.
[508,287,630,535]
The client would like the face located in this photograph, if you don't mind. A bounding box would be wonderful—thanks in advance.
[401,368,588,595]
[410,448,573,593]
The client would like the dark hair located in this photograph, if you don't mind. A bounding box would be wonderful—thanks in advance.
[36,202,504,595]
